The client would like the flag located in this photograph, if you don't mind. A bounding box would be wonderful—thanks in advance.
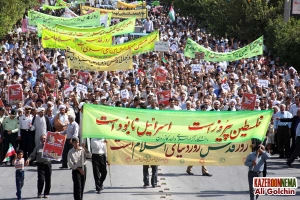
[2,143,16,162]
[168,6,175,22]
[162,57,168,64]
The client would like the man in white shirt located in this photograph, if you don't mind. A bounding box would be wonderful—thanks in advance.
[144,17,154,33]
[289,96,300,116]
[165,98,181,110]
[91,138,107,194]
[18,105,35,161]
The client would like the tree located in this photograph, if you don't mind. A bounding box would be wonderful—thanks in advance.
[266,17,300,68]
[0,0,38,37]
[161,0,283,41]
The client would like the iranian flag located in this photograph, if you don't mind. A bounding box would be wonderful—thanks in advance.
[168,6,175,22]
[2,143,16,162]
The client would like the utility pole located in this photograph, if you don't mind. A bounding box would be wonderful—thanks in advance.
[284,0,291,22]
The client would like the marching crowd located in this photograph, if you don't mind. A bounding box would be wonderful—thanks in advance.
[0,1,299,200]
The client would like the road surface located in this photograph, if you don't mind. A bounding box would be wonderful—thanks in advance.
[0,156,299,200]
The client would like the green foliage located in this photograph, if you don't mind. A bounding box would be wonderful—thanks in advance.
[0,0,38,37]
[266,17,300,68]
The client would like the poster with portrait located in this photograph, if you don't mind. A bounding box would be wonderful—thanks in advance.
[42,132,66,161]
[8,84,23,105]
[157,90,171,106]
[241,93,256,110]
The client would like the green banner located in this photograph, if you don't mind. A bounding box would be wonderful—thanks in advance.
[38,16,135,38]
[28,10,101,27]
[83,104,272,144]
[42,28,112,49]
[74,30,159,57]
[56,13,112,31]
[184,36,263,62]
[42,5,66,10]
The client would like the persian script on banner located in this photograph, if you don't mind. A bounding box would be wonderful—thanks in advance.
[66,48,133,71]
[41,28,112,49]
[184,36,263,62]
[42,132,66,161]
[107,140,252,166]
[81,6,148,19]
[82,104,272,144]
[73,30,159,57]
[28,10,101,27]
[53,15,133,37]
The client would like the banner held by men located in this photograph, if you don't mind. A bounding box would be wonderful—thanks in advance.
[82,104,272,144]
[184,36,263,62]
[66,48,133,71]
[107,139,251,166]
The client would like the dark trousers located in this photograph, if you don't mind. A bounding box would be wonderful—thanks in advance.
[62,139,73,168]
[287,136,300,164]
[20,130,35,160]
[143,165,158,186]
[15,170,24,200]
[72,165,86,200]
[248,171,263,200]
[277,126,290,157]
[290,135,296,154]
[3,131,18,164]
[37,162,52,195]
[92,154,107,191]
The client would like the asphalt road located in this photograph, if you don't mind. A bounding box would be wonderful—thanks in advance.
[0,156,299,200]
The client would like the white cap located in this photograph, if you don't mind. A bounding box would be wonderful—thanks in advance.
[37,107,45,112]
[59,105,66,109]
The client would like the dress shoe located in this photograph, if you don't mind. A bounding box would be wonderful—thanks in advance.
[186,171,194,175]
[143,184,149,187]
[59,166,68,169]
[286,162,294,168]
[203,173,213,177]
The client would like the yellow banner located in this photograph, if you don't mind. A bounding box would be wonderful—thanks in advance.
[117,1,138,9]
[81,6,148,19]
[45,16,136,37]
[42,28,112,49]
[66,48,133,71]
[74,30,159,57]
[107,140,252,166]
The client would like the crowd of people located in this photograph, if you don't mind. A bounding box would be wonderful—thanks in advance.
[0,0,299,200]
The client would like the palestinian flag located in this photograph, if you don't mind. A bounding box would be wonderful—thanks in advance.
[168,6,175,22]
[2,143,16,162]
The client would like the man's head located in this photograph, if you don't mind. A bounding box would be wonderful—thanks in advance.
[213,100,220,110]
[10,109,17,119]
[40,134,46,145]
[68,115,75,123]
[279,104,286,112]
[71,136,80,149]
[59,104,66,115]
[37,107,45,117]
